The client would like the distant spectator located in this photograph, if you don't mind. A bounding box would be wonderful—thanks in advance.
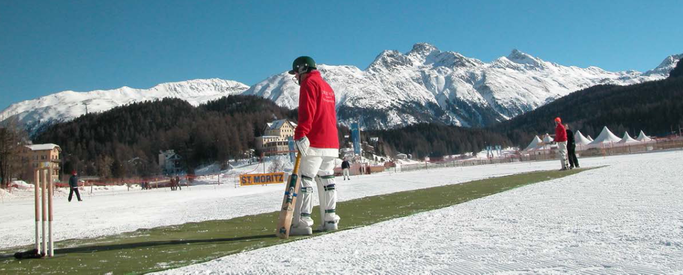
[176,176,182,191]
[565,124,580,169]
[341,159,351,180]
[554,117,568,170]
[68,171,82,202]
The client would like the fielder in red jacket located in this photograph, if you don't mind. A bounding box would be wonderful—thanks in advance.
[554,117,568,170]
[289,56,340,236]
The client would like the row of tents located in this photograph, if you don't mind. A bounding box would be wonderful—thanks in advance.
[524,126,653,151]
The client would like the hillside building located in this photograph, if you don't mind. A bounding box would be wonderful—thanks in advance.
[255,119,297,155]
[159,150,182,175]
[20,143,61,183]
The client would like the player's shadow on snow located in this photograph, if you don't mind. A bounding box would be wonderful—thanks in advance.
[52,234,277,255]
[3,231,328,260]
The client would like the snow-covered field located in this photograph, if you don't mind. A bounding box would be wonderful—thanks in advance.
[0,154,556,249]
[157,150,683,274]
[2,151,682,273]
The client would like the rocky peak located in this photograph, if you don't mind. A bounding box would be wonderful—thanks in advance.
[507,49,545,68]
[367,50,414,71]
[408,43,440,57]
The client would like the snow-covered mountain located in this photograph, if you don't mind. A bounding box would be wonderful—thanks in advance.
[2,43,681,135]
[244,43,681,129]
[0,79,249,136]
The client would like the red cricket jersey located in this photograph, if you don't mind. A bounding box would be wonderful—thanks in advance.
[555,123,567,142]
[294,70,340,149]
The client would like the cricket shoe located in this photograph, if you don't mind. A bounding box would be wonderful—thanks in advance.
[318,221,338,232]
[289,226,312,236]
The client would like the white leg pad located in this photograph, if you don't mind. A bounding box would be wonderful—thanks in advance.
[297,155,324,228]
[292,176,314,228]
[318,157,340,225]
[315,176,326,226]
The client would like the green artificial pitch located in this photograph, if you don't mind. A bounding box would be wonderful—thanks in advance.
[0,168,590,274]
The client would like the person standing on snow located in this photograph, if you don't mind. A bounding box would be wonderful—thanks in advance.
[341,159,351,180]
[289,56,341,235]
[68,170,82,202]
[554,117,568,170]
[565,124,580,169]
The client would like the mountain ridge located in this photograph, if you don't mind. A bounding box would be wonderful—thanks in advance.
[1,79,249,136]
[242,43,680,129]
[2,43,681,135]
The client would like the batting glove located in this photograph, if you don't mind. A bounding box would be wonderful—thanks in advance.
[295,137,310,157]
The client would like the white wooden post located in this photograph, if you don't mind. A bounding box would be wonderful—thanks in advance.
[47,166,54,257]
[34,169,40,254]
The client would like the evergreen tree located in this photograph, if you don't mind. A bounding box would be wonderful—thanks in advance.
[670,60,683,78]
[34,96,301,179]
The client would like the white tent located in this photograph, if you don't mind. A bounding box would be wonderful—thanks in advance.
[574,130,591,151]
[636,130,652,142]
[524,135,543,151]
[542,134,554,144]
[588,126,622,147]
[618,132,640,145]
[586,135,594,142]
[574,130,591,146]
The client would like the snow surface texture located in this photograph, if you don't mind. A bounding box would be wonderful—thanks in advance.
[1,152,613,250]
[158,150,683,274]
[0,79,249,136]
[3,152,682,274]
[2,44,681,134]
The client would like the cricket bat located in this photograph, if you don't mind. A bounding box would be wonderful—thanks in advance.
[276,152,302,239]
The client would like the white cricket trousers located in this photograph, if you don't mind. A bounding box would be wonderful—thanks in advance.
[557,141,568,169]
[292,155,340,229]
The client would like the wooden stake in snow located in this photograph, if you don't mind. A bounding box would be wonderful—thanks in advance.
[41,169,47,255]
[47,166,54,257]
[33,163,55,257]
[34,169,40,254]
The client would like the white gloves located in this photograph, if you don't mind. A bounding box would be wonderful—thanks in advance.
[295,137,310,157]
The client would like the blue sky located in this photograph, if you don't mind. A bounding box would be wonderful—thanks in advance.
[1,0,681,110]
